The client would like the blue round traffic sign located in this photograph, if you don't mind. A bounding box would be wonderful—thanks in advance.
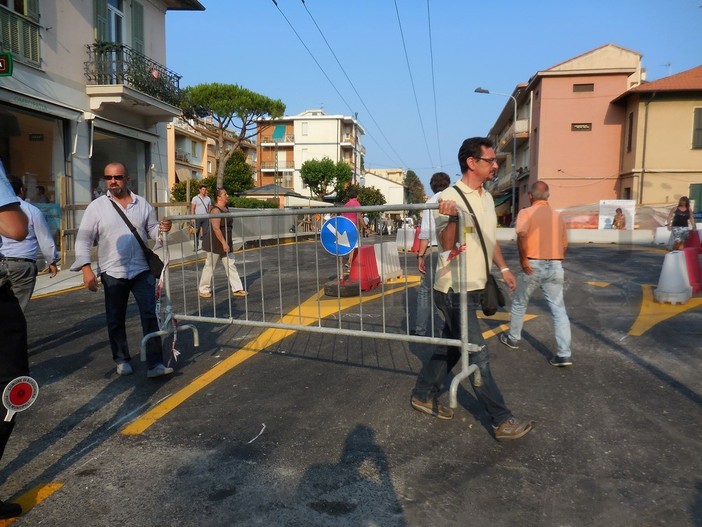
[320,216,359,256]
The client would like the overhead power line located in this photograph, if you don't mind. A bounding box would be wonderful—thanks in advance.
[427,0,443,171]
[271,0,355,116]
[299,0,406,167]
[393,0,434,169]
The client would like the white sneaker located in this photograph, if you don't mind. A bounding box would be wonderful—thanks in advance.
[147,364,174,378]
[116,362,133,376]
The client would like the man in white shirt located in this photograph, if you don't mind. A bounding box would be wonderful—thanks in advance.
[191,184,211,249]
[414,172,450,336]
[71,162,173,378]
[1,177,59,311]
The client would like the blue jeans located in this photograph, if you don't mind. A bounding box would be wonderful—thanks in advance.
[412,289,512,427]
[101,271,164,368]
[414,251,439,336]
[507,260,571,358]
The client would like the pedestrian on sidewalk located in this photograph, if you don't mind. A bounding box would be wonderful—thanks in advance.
[71,162,174,379]
[198,188,247,298]
[0,159,29,520]
[413,171,450,336]
[499,180,573,367]
[410,137,533,441]
[190,184,211,250]
[1,177,59,312]
[666,196,696,251]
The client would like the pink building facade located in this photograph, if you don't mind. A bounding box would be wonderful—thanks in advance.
[485,44,645,213]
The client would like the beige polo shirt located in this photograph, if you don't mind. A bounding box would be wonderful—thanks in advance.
[433,181,498,293]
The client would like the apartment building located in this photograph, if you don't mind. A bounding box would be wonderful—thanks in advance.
[361,170,405,206]
[613,65,702,205]
[167,117,208,187]
[0,0,203,259]
[364,167,405,186]
[256,109,365,197]
[166,117,257,197]
[484,44,645,212]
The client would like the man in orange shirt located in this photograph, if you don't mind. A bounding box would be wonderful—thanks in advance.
[499,180,573,367]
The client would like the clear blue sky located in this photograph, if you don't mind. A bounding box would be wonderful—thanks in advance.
[166,0,702,189]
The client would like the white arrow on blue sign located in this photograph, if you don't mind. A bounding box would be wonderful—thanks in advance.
[320,216,359,256]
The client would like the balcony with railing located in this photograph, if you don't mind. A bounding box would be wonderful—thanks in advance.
[261,161,295,170]
[84,42,183,123]
[0,7,40,67]
[260,134,295,144]
[497,118,529,153]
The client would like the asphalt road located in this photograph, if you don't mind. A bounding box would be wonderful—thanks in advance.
[1,241,701,526]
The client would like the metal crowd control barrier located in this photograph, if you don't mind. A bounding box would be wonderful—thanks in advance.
[142,203,482,409]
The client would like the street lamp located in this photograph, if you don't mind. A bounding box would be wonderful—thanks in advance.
[475,87,518,225]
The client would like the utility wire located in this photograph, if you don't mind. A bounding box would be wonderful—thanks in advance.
[271,0,355,117]
[300,0,406,168]
[393,0,434,169]
[427,0,442,171]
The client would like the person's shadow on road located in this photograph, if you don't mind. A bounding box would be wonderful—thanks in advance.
[295,424,406,526]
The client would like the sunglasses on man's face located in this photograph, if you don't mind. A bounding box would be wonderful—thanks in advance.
[103,175,125,181]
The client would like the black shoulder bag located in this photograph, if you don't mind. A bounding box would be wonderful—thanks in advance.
[453,186,505,316]
[109,200,165,279]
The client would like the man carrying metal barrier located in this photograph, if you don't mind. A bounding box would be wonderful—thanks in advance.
[410,137,534,441]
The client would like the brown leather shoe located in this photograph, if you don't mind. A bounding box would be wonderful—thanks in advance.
[493,417,534,440]
[410,395,454,420]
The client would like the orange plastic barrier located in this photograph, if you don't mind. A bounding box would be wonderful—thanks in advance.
[683,247,702,294]
[684,229,701,252]
[346,245,381,291]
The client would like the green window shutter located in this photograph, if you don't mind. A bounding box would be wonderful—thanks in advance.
[272,125,286,140]
[26,0,40,22]
[694,108,702,149]
[131,1,144,54]
[94,0,107,42]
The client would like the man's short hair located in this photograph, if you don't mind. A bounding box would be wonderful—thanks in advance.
[429,172,451,194]
[346,188,358,199]
[457,137,494,174]
[529,180,550,201]
[8,176,24,196]
[199,185,207,190]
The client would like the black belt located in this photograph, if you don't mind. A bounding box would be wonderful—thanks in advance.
[527,258,562,261]
[1,257,36,263]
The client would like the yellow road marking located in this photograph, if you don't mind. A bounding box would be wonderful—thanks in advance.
[0,483,63,526]
[586,281,610,288]
[122,283,410,435]
[629,284,702,336]
[480,314,537,339]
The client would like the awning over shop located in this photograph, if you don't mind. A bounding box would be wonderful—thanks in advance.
[493,193,512,206]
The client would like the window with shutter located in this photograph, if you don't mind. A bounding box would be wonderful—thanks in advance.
[0,3,41,67]
[693,108,702,149]
[94,0,108,42]
[131,1,144,54]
